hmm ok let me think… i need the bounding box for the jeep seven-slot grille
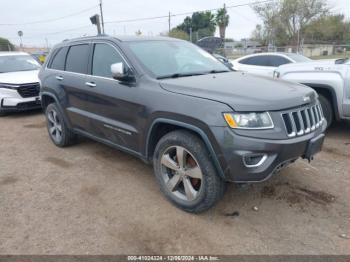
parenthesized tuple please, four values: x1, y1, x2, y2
(282, 104, 324, 138)
(17, 83, 40, 98)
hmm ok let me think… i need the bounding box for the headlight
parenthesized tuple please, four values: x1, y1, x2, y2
(223, 112, 274, 129)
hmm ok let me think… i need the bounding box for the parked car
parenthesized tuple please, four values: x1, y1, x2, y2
(275, 58, 350, 126)
(213, 54, 234, 70)
(39, 36, 326, 213)
(0, 52, 41, 116)
(232, 52, 312, 77)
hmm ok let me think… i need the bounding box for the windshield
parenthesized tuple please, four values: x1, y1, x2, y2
(286, 53, 312, 63)
(0, 55, 41, 73)
(126, 40, 230, 78)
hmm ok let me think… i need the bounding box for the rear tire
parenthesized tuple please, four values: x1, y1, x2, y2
(153, 130, 226, 213)
(318, 94, 333, 128)
(0, 111, 7, 117)
(45, 103, 77, 147)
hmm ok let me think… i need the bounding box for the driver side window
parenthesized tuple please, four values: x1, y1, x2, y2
(92, 43, 124, 78)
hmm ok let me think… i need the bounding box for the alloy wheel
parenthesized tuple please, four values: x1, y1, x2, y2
(160, 146, 203, 202)
(47, 109, 63, 143)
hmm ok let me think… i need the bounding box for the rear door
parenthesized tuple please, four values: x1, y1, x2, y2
(82, 41, 142, 152)
(62, 43, 92, 132)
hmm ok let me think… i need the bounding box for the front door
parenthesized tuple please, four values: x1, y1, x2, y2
(83, 42, 143, 152)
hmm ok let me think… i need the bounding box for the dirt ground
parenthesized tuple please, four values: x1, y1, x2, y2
(0, 111, 349, 255)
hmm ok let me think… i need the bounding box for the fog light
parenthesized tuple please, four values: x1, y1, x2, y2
(243, 154, 267, 168)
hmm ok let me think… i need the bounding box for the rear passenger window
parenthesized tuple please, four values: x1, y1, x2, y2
(65, 44, 89, 74)
(269, 56, 291, 67)
(49, 47, 68, 70)
(92, 43, 124, 78)
(240, 56, 271, 67)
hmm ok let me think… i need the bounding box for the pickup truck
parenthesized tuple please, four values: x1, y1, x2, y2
(275, 58, 350, 126)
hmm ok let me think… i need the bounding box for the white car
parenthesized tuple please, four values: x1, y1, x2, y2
(0, 52, 41, 116)
(232, 52, 312, 77)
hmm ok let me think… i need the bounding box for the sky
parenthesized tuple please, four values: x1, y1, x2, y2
(0, 0, 349, 47)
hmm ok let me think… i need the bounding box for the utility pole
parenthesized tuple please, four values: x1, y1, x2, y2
(168, 11, 171, 34)
(45, 38, 49, 51)
(297, 29, 300, 53)
(190, 27, 192, 42)
(99, 0, 105, 34)
(18, 31, 23, 50)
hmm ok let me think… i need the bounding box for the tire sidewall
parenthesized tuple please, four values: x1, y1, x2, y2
(153, 132, 218, 211)
(318, 94, 333, 127)
(45, 103, 68, 147)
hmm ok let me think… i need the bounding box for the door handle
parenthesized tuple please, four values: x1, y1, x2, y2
(56, 76, 64, 81)
(85, 82, 96, 88)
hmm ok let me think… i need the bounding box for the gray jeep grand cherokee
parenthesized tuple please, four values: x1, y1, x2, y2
(39, 36, 326, 213)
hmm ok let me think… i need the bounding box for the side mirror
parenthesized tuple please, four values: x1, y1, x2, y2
(111, 62, 135, 82)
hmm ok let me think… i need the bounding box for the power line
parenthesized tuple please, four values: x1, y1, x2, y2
(4, 0, 275, 40)
(104, 0, 275, 25)
(0, 5, 99, 26)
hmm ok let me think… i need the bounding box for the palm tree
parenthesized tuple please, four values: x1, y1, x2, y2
(216, 4, 230, 40)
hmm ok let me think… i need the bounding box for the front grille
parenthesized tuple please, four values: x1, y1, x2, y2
(17, 83, 40, 98)
(282, 104, 324, 138)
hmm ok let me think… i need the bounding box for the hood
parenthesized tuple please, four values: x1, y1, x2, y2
(277, 58, 349, 76)
(278, 59, 341, 71)
(159, 72, 316, 111)
(0, 70, 39, 84)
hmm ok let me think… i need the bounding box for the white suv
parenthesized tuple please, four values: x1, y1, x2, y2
(0, 52, 41, 116)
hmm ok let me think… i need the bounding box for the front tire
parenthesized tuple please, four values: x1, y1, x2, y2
(45, 103, 77, 147)
(318, 94, 333, 128)
(153, 130, 226, 213)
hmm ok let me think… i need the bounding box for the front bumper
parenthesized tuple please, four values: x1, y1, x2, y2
(211, 122, 326, 183)
(0, 88, 41, 112)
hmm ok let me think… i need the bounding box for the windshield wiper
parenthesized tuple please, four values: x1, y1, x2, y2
(206, 69, 230, 74)
(157, 72, 206, 79)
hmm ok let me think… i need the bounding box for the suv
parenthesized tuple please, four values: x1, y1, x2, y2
(39, 36, 326, 213)
(0, 52, 41, 116)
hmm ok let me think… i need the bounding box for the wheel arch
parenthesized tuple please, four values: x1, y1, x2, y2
(302, 83, 340, 121)
(145, 118, 226, 180)
(41, 92, 72, 129)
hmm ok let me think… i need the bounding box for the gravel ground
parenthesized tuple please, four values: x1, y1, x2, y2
(0, 111, 349, 255)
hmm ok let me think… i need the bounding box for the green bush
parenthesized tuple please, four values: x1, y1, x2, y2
(0, 37, 15, 51)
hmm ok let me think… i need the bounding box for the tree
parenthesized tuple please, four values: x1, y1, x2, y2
(251, 25, 267, 45)
(280, 0, 328, 44)
(0, 37, 14, 51)
(215, 4, 230, 40)
(168, 29, 189, 40)
(176, 11, 216, 42)
(253, 0, 329, 45)
(304, 14, 350, 43)
(253, 1, 284, 45)
(135, 30, 142, 36)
